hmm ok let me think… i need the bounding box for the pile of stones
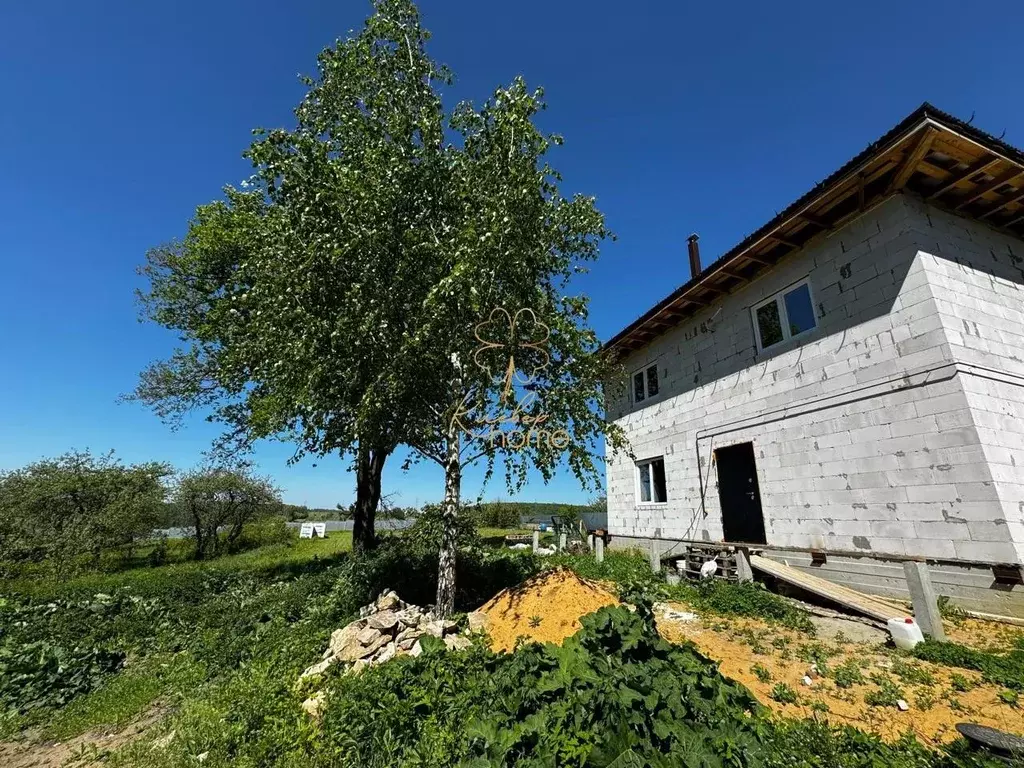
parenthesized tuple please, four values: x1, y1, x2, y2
(300, 589, 472, 682)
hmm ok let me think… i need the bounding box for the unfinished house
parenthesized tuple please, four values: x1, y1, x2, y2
(604, 104, 1024, 616)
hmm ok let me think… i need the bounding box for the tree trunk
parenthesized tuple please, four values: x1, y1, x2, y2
(191, 504, 206, 560)
(352, 444, 386, 556)
(435, 429, 461, 618)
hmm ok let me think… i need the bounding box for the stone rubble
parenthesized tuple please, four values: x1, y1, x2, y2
(300, 589, 476, 683)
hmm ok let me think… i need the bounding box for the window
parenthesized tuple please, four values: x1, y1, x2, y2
(632, 363, 659, 403)
(637, 457, 668, 504)
(753, 279, 817, 351)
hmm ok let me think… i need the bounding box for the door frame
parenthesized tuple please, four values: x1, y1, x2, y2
(714, 441, 768, 545)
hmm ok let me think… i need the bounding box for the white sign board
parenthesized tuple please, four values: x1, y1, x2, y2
(313, 522, 327, 538)
(299, 522, 315, 539)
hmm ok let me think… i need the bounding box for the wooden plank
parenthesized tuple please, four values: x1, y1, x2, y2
(886, 127, 936, 194)
(980, 187, 1024, 219)
(927, 154, 1000, 200)
(954, 167, 1024, 210)
(750, 554, 908, 623)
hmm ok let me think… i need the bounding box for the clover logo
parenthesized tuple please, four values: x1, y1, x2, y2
(473, 307, 550, 401)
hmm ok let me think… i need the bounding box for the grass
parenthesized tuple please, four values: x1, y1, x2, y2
(43, 655, 204, 741)
(912, 638, 1024, 691)
(4, 533, 353, 599)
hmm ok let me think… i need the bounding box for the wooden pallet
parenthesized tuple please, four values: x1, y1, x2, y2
(750, 554, 909, 623)
(674, 545, 739, 582)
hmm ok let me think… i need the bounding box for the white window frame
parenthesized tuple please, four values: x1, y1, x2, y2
(752, 278, 818, 353)
(631, 362, 660, 405)
(635, 456, 668, 505)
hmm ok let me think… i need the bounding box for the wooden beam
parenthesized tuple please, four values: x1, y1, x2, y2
(927, 154, 1001, 200)
(768, 234, 800, 249)
(980, 188, 1024, 220)
(886, 127, 936, 194)
(744, 251, 774, 265)
(1004, 213, 1024, 229)
(857, 172, 866, 211)
(719, 266, 747, 280)
(798, 212, 830, 229)
(954, 167, 1024, 210)
(699, 283, 728, 296)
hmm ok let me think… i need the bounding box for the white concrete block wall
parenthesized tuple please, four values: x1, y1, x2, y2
(910, 199, 1024, 563)
(606, 194, 1022, 565)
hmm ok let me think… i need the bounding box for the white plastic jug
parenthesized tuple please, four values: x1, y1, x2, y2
(887, 617, 925, 650)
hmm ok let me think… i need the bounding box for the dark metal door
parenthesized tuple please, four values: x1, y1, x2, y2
(715, 442, 767, 545)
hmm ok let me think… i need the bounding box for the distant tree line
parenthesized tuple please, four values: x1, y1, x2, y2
(0, 450, 281, 573)
(0, 449, 597, 576)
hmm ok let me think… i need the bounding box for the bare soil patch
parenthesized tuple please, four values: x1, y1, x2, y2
(656, 604, 1024, 746)
(0, 707, 164, 768)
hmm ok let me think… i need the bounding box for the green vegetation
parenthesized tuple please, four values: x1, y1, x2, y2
(891, 658, 936, 687)
(685, 580, 816, 633)
(949, 673, 974, 693)
(863, 675, 903, 707)
(771, 682, 799, 704)
(831, 659, 867, 689)
(913, 638, 1024, 691)
(752, 663, 773, 683)
(998, 689, 1020, 708)
(1, 532, 1013, 767)
(0, 450, 171, 578)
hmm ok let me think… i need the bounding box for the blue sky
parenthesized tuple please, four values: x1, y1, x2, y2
(2, 1, 1022, 509)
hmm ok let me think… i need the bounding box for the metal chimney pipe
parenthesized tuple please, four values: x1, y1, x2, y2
(687, 233, 701, 278)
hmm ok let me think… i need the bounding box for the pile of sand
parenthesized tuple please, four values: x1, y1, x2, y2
(479, 568, 619, 652)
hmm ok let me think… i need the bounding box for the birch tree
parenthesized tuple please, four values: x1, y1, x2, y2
(390, 80, 629, 616)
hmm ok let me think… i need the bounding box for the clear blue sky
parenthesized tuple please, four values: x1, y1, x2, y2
(2, 1, 1022, 509)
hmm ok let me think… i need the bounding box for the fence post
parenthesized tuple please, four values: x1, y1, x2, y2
(903, 561, 946, 640)
(558, 532, 567, 552)
(595, 536, 605, 563)
(532, 530, 540, 553)
(735, 547, 754, 583)
(649, 538, 661, 574)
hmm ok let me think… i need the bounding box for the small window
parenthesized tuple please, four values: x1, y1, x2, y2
(632, 363, 659, 404)
(753, 279, 817, 351)
(637, 457, 668, 504)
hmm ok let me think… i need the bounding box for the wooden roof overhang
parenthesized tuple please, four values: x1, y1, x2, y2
(605, 103, 1024, 358)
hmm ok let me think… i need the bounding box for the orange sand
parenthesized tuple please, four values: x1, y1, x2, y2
(479, 568, 619, 652)
(657, 604, 1024, 746)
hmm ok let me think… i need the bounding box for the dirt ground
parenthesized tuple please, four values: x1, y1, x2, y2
(0, 707, 163, 768)
(655, 604, 1024, 746)
(479, 568, 620, 652)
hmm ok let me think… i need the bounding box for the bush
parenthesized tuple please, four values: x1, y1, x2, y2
(467, 503, 522, 529)
(234, 518, 294, 552)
